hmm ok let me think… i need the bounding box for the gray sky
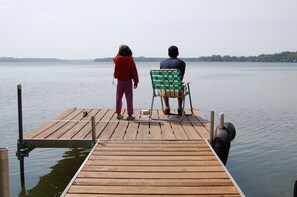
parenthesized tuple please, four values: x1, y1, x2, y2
(1, 0, 297, 59)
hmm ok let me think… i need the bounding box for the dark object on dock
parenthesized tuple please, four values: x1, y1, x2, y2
(83, 111, 88, 117)
(293, 180, 297, 197)
(211, 122, 236, 165)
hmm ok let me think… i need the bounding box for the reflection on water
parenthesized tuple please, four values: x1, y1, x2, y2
(19, 148, 89, 197)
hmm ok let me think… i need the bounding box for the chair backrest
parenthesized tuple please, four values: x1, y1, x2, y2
(150, 69, 182, 97)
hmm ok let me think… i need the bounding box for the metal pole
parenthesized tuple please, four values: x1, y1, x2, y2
(17, 84, 23, 145)
(220, 112, 224, 129)
(91, 116, 96, 145)
(210, 111, 214, 142)
(0, 148, 9, 197)
(17, 84, 25, 189)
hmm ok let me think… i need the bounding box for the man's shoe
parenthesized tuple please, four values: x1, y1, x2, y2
(178, 108, 183, 116)
(164, 107, 170, 115)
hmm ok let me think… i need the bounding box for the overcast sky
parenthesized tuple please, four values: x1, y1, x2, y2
(1, 0, 297, 59)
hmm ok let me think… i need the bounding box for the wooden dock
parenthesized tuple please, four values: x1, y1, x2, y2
(24, 108, 210, 148)
(23, 108, 244, 196)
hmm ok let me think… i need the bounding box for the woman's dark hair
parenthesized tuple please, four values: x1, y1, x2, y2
(168, 45, 179, 58)
(118, 45, 133, 57)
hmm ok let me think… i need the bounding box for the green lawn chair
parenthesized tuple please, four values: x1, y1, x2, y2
(150, 69, 193, 121)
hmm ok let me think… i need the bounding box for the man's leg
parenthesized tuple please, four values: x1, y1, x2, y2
(178, 90, 184, 116)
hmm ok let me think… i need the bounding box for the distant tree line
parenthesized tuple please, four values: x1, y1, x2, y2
(195, 51, 297, 62)
(0, 57, 63, 62)
(94, 51, 297, 62)
(1, 51, 296, 63)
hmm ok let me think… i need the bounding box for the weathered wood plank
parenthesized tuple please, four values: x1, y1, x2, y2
(74, 178, 232, 186)
(100, 140, 206, 144)
(96, 143, 208, 148)
(88, 155, 217, 161)
(92, 147, 211, 152)
(66, 194, 242, 197)
(78, 171, 229, 179)
(91, 151, 212, 156)
(68, 185, 239, 195)
(82, 165, 223, 172)
(86, 160, 220, 166)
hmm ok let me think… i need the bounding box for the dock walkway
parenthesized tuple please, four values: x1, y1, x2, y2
(23, 108, 243, 196)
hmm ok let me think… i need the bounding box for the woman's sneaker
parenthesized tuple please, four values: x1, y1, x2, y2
(116, 114, 123, 119)
(127, 115, 135, 121)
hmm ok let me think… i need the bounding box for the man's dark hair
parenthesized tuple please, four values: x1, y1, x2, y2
(118, 45, 133, 57)
(168, 45, 179, 58)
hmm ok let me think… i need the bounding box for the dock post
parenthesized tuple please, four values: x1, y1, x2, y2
(210, 111, 215, 141)
(16, 84, 26, 189)
(91, 116, 96, 145)
(220, 112, 224, 129)
(0, 148, 9, 197)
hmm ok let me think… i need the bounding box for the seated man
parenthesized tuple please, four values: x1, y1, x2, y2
(160, 45, 186, 115)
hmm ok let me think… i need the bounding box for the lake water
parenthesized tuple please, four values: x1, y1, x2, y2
(0, 61, 297, 197)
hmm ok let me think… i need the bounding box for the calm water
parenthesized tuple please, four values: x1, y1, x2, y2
(0, 61, 297, 197)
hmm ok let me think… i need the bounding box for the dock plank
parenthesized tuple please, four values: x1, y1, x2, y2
(68, 185, 239, 195)
(73, 178, 233, 186)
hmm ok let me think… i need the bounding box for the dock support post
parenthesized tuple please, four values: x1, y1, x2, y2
(210, 111, 215, 142)
(91, 116, 96, 145)
(0, 148, 9, 197)
(293, 180, 297, 197)
(220, 112, 224, 129)
(16, 84, 26, 189)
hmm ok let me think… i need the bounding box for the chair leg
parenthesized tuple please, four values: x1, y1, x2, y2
(181, 96, 186, 120)
(188, 94, 193, 115)
(150, 95, 155, 118)
(187, 83, 194, 115)
(160, 97, 165, 114)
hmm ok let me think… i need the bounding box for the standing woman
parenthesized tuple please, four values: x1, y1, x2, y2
(113, 45, 139, 120)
